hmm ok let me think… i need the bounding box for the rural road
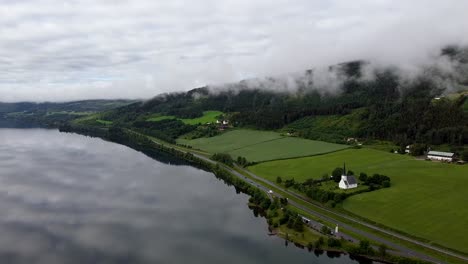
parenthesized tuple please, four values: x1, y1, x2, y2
(144, 135, 466, 264)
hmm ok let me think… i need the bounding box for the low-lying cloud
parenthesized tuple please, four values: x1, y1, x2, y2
(0, 0, 467, 102)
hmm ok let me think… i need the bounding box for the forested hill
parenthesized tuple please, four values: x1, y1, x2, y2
(100, 46, 468, 148)
(0, 100, 137, 128)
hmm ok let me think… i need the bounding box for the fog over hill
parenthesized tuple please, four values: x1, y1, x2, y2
(192, 45, 468, 99)
(1, 1, 468, 102)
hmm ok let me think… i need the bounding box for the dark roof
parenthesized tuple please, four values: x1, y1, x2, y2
(346, 175, 357, 185)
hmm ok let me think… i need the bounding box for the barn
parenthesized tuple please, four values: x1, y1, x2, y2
(426, 151, 455, 162)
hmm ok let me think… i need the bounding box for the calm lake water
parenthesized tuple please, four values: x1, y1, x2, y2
(0, 129, 369, 264)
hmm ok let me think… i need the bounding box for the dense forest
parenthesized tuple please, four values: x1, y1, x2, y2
(98, 47, 468, 147)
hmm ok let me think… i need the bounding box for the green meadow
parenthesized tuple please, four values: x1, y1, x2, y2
(147, 111, 223, 125)
(177, 129, 348, 162)
(249, 148, 468, 253)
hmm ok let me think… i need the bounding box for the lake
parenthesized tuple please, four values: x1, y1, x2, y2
(0, 129, 369, 264)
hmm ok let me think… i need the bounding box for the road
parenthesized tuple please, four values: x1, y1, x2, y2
(145, 136, 466, 264)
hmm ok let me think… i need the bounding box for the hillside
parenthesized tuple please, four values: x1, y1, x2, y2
(84, 48, 468, 150)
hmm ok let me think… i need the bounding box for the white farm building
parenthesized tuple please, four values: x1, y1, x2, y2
(338, 163, 358, 190)
(427, 151, 455, 162)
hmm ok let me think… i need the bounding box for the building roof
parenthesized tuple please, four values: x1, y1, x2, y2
(345, 175, 357, 185)
(427, 151, 454, 158)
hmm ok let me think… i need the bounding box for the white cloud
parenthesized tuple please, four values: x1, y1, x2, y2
(0, 0, 467, 101)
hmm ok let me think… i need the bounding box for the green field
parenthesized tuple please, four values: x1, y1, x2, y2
(96, 119, 113, 125)
(177, 129, 348, 162)
(249, 148, 468, 252)
(147, 111, 223, 125)
(147, 115, 176, 122)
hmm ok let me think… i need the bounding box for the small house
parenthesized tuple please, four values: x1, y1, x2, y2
(427, 151, 455, 162)
(405, 145, 411, 154)
(339, 163, 358, 190)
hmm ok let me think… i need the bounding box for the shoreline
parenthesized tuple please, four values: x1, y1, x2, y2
(58, 124, 435, 264)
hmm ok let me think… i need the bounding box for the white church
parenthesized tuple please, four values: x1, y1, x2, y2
(338, 163, 358, 190)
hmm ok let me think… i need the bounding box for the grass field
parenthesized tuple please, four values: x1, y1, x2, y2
(146, 115, 176, 122)
(147, 111, 223, 125)
(181, 111, 223, 125)
(249, 148, 468, 252)
(96, 119, 113, 125)
(177, 129, 348, 162)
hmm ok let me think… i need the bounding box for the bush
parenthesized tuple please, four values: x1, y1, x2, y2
(331, 167, 343, 183)
(327, 238, 342, 248)
(276, 176, 283, 184)
(315, 237, 324, 248)
(359, 172, 368, 182)
(409, 143, 427, 156)
(236, 156, 249, 167)
(382, 180, 391, 188)
(320, 225, 331, 235)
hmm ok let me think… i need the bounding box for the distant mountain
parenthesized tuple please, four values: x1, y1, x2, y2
(0, 99, 138, 128)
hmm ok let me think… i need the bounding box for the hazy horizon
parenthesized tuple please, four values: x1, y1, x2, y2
(1, 0, 468, 102)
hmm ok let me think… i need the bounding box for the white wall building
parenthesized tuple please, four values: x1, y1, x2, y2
(338, 163, 358, 190)
(427, 151, 455, 162)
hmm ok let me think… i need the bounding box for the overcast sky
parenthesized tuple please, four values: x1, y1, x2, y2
(0, 0, 467, 102)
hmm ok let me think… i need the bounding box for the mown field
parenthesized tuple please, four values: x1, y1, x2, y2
(249, 148, 468, 252)
(177, 129, 348, 162)
(147, 111, 223, 125)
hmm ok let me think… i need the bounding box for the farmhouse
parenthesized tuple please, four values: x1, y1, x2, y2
(427, 151, 455, 162)
(339, 164, 358, 190)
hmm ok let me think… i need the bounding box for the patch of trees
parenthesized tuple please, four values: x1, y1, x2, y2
(320, 225, 332, 235)
(133, 119, 196, 143)
(409, 143, 427, 156)
(236, 156, 249, 167)
(278, 209, 304, 232)
(284, 178, 297, 188)
(348, 240, 375, 256)
(184, 124, 220, 139)
(331, 167, 344, 183)
(359, 173, 391, 189)
(211, 153, 234, 166)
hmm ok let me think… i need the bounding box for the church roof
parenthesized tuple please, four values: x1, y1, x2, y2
(345, 175, 357, 185)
